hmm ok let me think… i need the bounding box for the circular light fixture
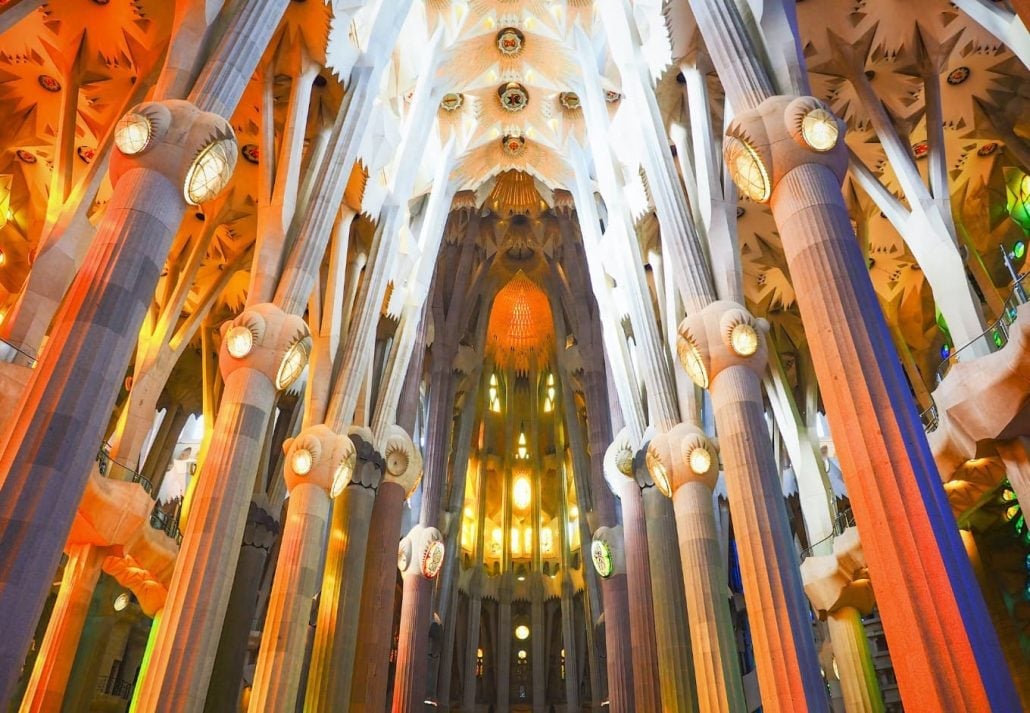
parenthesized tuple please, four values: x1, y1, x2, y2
(559, 92, 581, 110)
(649, 457, 671, 496)
(241, 144, 260, 164)
(946, 66, 970, 85)
(678, 335, 709, 389)
(440, 93, 464, 112)
(515, 624, 530, 640)
(501, 134, 527, 157)
(330, 456, 354, 498)
(398, 542, 411, 571)
(225, 325, 254, 359)
(725, 136, 770, 203)
(113, 592, 131, 611)
(911, 140, 929, 160)
(517, 649, 528, 661)
(800, 108, 839, 152)
(513, 475, 531, 510)
(275, 336, 312, 390)
(115, 113, 152, 155)
(291, 448, 313, 476)
(422, 540, 446, 579)
(498, 82, 529, 113)
(729, 322, 759, 357)
(38, 74, 61, 92)
(688, 446, 712, 475)
(591, 539, 613, 578)
(184, 138, 236, 206)
(496, 27, 525, 56)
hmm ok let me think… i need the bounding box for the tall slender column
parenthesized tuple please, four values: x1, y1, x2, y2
(305, 432, 384, 710)
(133, 306, 309, 712)
(605, 438, 662, 711)
(556, 459, 580, 711)
(589, 526, 635, 712)
(530, 575, 545, 712)
(17, 545, 105, 713)
(248, 427, 354, 712)
(496, 573, 514, 712)
(650, 424, 746, 712)
(462, 567, 485, 711)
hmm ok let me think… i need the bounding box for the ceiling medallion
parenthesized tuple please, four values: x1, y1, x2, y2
(498, 82, 529, 113)
(496, 27, 525, 56)
(76, 146, 95, 164)
(15, 149, 36, 164)
(440, 93, 464, 112)
(946, 66, 970, 85)
(604, 89, 621, 103)
(502, 134, 527, 157)
(977, 142, 998, 157)
(559, 92, 581, 110)
(911, 140, 929, 159)
(38, 74, 61, 92)
(241, 144, 260, 164)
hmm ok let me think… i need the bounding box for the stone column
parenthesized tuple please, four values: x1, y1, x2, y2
(801, 528, 883, 713)
(17, 544, 105, 713)
(392, 525, 446, 711)
(649, 424, 746, 712)
(248, 426, 354, 712)
(349, 427, 422, 712)
(132, 305, 309, 712)
(304, 430, 384, 710)
(590, 525, 635, 713)
(496, 573, 514, 713)
(462, 567, 485, 711)
(678, 301, 825, 711)
(720, 91, 1017, 709)
(0, 102, 236, 704)
(530, 574, 545, 712)
(604, 437, 662, 711)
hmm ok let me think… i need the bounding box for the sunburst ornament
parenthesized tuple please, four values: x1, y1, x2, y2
(499, 82, 529, 112)
(421, 540, 446, 579)
(497, 27, 525, 56)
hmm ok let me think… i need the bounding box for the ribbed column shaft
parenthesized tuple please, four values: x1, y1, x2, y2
(559, 579, 580, 710)
(462, 590, 483, 710)
(0, 169, 182, 704)
(248, 484, 331, 712)
(305, 483, 376, 710)
(601, 574, 635, 712)
(391, 571, 436, 711)
(642, 487, 698, 713)
(672, 481, 746, 712)
(133, 367, 276, 712)
(350, 482, 407, 711)
(17, 544, 105, 713)
(617, 480, 662, 710)
(771, 162, 1017, 710)
(531, 583, 545, 712)
(710, 363, 826, 712)
(826, 609, 883, 713)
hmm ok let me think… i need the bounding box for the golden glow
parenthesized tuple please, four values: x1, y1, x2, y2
(225, 325, 254, 359)
(291, 448, 313, 476)
(801, 108, 840, 152)
(729, 323, 759, 357)
(725, 136, 770, 203)
(524, 526, 532, 552)
(492, 527, 502, 545)
(511, 527, 521, 555)
(513, 475, 531, 510)
(688, 447, 712, 475)
(276, 336, 311, 390)
(515, 624, 530, 640)
(487, 273, 554, 374)
(330, 456, 354, 498)
(541, 526, 553, 554)
(678, 336, 709, 389)
(184, 139, 236, 206)
(650, 458, 671, 496)
(113, 592, 130, 611)
(517, 649, 528, 661)
(569, 505, 578, 520)
(114, 112, 152, 155)
(516, 431, 529, 460)
(464, 506, 474, 518)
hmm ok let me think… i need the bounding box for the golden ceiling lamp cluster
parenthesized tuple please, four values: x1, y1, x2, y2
(486, 271, 554, 374)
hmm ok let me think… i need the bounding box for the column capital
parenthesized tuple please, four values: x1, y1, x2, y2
(647, 422, 720, 494)
(378, 424, 423, 497)
(677, 300, 770, 386)
(218, 302, 311, 387)
(398, 524, 445, 581)
(801, 527, 875, 618)
(602, 427, 639, 496)
(346, 426, 387, 493)
(283, 424, 355, 495)
(110, 100, 237, 205)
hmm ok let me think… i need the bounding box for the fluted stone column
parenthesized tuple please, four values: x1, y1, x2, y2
(305, 430, 384, 710)
(604, 437, 662, 711)
(248, 426, 355, 712)
(590, 525, 635, 713)
(132, 305, 309, 712)
(462, 567, 486, 711)
(496, 573, 514, 713)
(801, 528, 883, 713)
(349, 427, 422, 712)
(530, 574, 545, 712)
(17, 544, 105, 713)
(649, 424, 746, 712)
(678, 301, 824, 711)
(0, 102, 237, 704)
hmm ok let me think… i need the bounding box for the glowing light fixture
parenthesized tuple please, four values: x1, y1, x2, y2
(725, 136, 770, 203)
(648, 455, 671, 496)
(541, 526, 553, 554)
(464, 506, 474, 518)
(511, 527, 521, 555)
(517, 650, 528, 661)
(678, 335, 709, 389)
(729, 323, 759, 357)
(516, 431, 529, 460)
(801, 108, 839, 152)
(115, 112, 153, 155)
(113, 592, 131, 612)
(591, 539, 613, 578)
(513, 475, 531, 510)
(275, 336, 312, 390)
(291, 448, 313, 476)
(225, 325, 254, 358)
(569, 505, 578, 520)
(330, 453, 355, 498)
(515, 624, 530, 640)
(688, 446, 713, 475)
(492, 527, 502, 545)
(184, 138, 236, 205)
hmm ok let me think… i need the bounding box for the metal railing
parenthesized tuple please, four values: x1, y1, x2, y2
(96, 449, 181, 544)
(799, 508, 855, 561)
(0, 338, 38, 367)
(935, 275, 1028, 384)
(95, 675, 134, 700)
(919, 401, 939, 433)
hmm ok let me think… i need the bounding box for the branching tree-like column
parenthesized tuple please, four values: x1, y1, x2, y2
(649, 424, 746, 712)
(248, 426, 355, 712)
(685, 0, 1018, 704)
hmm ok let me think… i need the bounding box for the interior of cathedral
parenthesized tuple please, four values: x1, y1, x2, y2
(0, 0, 1029, 711)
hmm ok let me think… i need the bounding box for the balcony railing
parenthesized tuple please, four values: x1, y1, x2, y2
(0, 338, 38, 367)
(799, 508, 855, 561)
(96, 449, 181, 544)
